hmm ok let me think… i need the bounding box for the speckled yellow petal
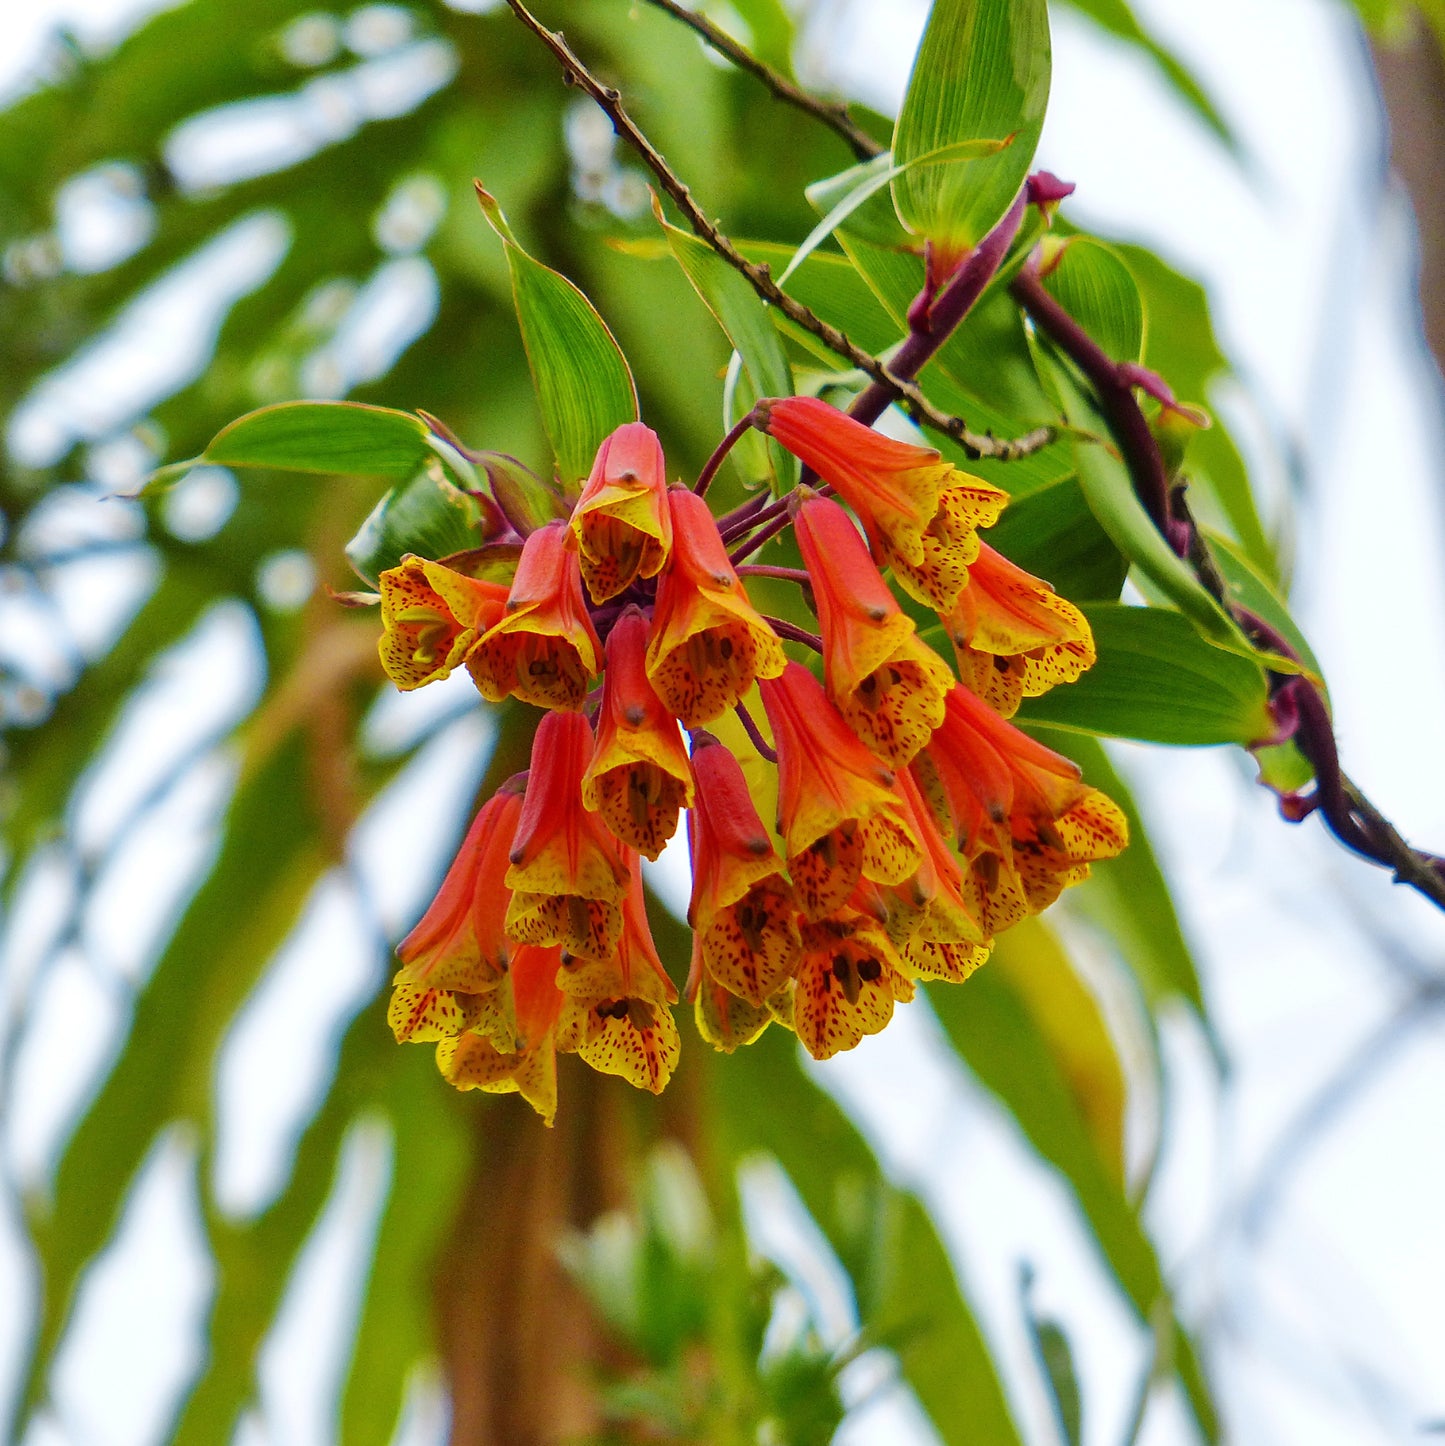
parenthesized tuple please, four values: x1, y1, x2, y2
(505, 891, 625, 962)
(901, 937, 992, 983)
(878, 484, 1004, 612)
(836, 633, 954, 767)
(700, 876, 800, 1004)
(388, 984, 484, 1042)
(694, 968, 775, 1052)
(792, 916, 903, 1061)
(788, 824, 864, 922)
(569, 996, 680, 1094)
(436, 1033, 558, 1125)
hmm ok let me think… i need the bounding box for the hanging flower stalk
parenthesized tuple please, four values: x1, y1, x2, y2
(375, 399, 1125, 1122)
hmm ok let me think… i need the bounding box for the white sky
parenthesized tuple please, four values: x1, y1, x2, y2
(3, 2, 1445, 1445)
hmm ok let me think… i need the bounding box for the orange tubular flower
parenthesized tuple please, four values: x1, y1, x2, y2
(757, 395, 1007, 612)
(378, 556, 510, 691)
(581, 608, 692, 860)
(393, 782, 524, 994)
(794, 491, 953, 765)
(569, 422, 673, 603)
(468, 521, 601, 710)
(792, 907, 913, 1061)
(759, 662, 920, 921)
(435, 943, 565, 1125)
(888, 765, 991, 983)
(686, 731, 800, 1008)
(556, 869, 681, 1094)
(926, 685, 1128, 934)
(505, 709, 631, 961)
(945, 542, 1095, 717)
(645, 488, 787, 727)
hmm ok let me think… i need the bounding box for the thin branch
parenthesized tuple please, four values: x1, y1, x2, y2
(728, 508, 791, 565)
(503, 0, 1049, 462)
(736, 564, 810, 584)
(639, 0, 884, 162)
(733, 699, 776, 762)
(693, 412, 755, 498)
(1012, 262, 1445, 915)
(763, 614, 822, 652)
(1012, 263, 1181, 547)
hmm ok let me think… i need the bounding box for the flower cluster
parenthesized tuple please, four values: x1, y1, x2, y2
(376, 401, 1124, 1122)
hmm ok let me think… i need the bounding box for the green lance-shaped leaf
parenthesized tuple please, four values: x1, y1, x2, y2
(1027, 731, 1210, 1019)
(992, 917, 1128, 1183)
(143, 402, 446, 494)
(892, 0, 1051, 256)
(928, 972, 1219, 1443)
(339, 1051, 471, 1446)
(1015, 602, 1272, 745)
(17, 737, 333, 1429)
(1042, 237, 1147, 368)
(171, 1019, 392, 1445)
(344, 460, 488, 586)
(1020, 1269, 1084, 1446)
(654, 208, 795, 492)
(707, 1027, 1025, 1446)
(476, 185, 638, 494)
(981, 474, 1129, 602)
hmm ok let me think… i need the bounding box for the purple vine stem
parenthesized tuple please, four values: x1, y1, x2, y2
(693, 412, 757, 499)
(848, 190, 1028, 430)
(733, 699, 777, 763)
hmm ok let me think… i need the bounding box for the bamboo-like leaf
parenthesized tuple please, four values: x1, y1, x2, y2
(892, 0, 1051, 253)
(1027, 731, 1209, 1017)
(708, 1028, 1026, 1446)
(992, 917, 1127, 1182)
(1043, 237, 1146, 367)
(339, 1051, 470, 1446)
(477, 187, 637, 492)
(927, 973, 1218, 1442)
(344, 461, 487, 585)
(145, 402, 444, 494)
(20, 737, 332, 1425)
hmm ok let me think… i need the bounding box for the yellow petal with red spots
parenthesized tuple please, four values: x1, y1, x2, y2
(506, 892, 624, 962)
(570, 423, 672, 603)
(902, 937, 992, 983)
(699, 876, 800, 1005)
(378, 556, 509, 691)
(792, 913, 906, 1061)
(467, 521, 601, 711)
(582, 609, 693, 860)
(946, 543, 1096, 717)
(388, 984, 485, 1042)
(436, 1033, 558, 1125)
(759, 663, 920, 921)
(646, 489, 786, 727)
(835, 633, 954, 768)
(694, 967, 774, 1052)
(563, 996, 680, 1093)
(876, 484, 1005, 612)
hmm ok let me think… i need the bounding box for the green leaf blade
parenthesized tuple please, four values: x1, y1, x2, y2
(892, 0, 1051, 253)
(479, 189, 638, 490)
(1016, 603, 1272, 745)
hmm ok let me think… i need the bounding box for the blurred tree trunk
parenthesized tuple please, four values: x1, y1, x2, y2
(1371, 12, 1445, 402)
(433, 1064, 631, 1445)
